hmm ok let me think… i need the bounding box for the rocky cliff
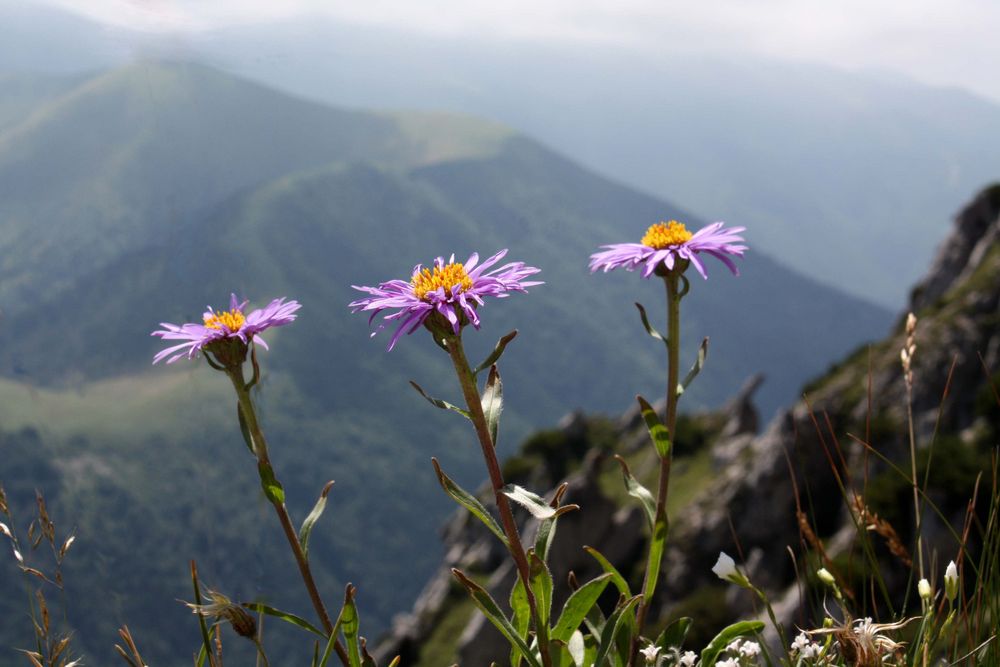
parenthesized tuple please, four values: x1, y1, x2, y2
(374, 185, 1000, 665)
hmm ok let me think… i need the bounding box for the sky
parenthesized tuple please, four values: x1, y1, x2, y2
(26, 0, 1000, 104)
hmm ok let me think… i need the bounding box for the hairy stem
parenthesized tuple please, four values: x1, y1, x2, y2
(445, 334, 553, 667)
(630, 274, 681, 667)
(227, 366, 350, 667)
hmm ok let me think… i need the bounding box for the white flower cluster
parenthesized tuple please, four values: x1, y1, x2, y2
(678, 650, 697, 666)
(791, 632, 822, 660)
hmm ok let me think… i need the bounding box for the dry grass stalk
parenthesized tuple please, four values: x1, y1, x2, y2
(851, 493, 913, 568)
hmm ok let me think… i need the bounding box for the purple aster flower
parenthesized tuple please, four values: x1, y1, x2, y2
(152, 293, 301, 364)
(349, 250, 542, 350)
(589, 220, 747, 279)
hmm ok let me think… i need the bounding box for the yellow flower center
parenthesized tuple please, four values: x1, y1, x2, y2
(641, 220, 693, 249)
(204, 308, 246, 331)
(412, 262, 474, 301)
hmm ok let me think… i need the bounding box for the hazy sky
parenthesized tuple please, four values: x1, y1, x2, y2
(27, 0, 1000, 103)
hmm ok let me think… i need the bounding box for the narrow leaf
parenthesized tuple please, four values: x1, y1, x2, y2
(655, 617, 692, 652)
(258, 461, 285, 504)
(452, 569, 543, 667)
(341, 586, 362, 667)
(299, 481, 335, 559)
(237, 402, 256, 455)
(190, 561, 214, 667)
(551, 573, 613, 642)
(474, 330, 518, 377)
(502, 485, 568, 520)
(509, 580, 531, 667)
(635, 303, 668, 347)
(410, 381, 470, 419)
(642, 516, 668, 602)
(583, 547, 631, 597)
(593, 595, 642, 667)
(700, 621, 765, 666)
(614, 456, 656, 528)
(677, 337, 709, 397)
(529, 551, 554, 628)
(241, 602, 325, 637)
(432, 458, 508, 547)
(636, 396, 671, 459)
(481, 365, 503, 447)
(548, 640, 575, 667)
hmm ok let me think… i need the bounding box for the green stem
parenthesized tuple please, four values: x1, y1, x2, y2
(629, 274, 681, 667)
(444, 334, 554, 667)
(226, 366, 350, 667)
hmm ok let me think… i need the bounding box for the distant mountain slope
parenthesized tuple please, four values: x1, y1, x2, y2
(0, 62, 891, 666)
(0, 61, 512, 315)
(194, 22, 1000, 307)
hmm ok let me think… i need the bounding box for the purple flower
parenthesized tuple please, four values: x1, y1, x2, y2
(350, 250, 542, 350)
(152, 293, 301, 364)
(589, 220, 747, 279)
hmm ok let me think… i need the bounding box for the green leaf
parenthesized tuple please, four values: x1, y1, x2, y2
(636, 396, 671, 459)
(583, 547, 631, 598)
(257, 461, 285, 504)
(409, 381, 470, 419)
(432, 458, 508, 547)
(237, 402, 256, 455)
(529, 551, 553, 628)
(299, 481, 334, 560)
(593, 595, 642, 667)
(642, 516, 668, 602)
(341, 586, 362, 667)
(481, 365, 503, 447)
(547, 640, 575, 667)
(700, 621, 765, 666)
(634, 303, 668, 347)
(240, 602, 325, 637)
(509, 580, 531, 667)
(551, 573, 613, 642)
(475, 330, 518, 377)
(655, 617, 692, 653)
(534, 484, 576, 563)
(452, 569, 543, 667)
(677, 337, 709, 397)
(502, 485, 576, 521)
(613, 456, 655, 528)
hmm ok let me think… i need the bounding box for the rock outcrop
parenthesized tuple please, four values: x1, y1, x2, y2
(375, 184, 1000, 664)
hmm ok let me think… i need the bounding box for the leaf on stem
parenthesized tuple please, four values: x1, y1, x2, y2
(299, 481, 335, 560)
(529, 550, 554, 628)
(677, 337, 709, 397)
(409, 381, 470, 419)
(551, 573, 613, 643)
(534, 483, 577, 563)
(481, 365, 503, 447)
(257, 461, 286, 505)
(613, 456, 656, 528)
(502, 485, 576, 521)
(636, 396, 671, 459)
(452, 569, 543, 667)
(642, 515, 668, 603)
(474, 330, 518, 377)
(237, 402, 256, 455)
(635, 303, 668, 347)
(509, 579, 531, 667)
(241, 602, 325, 638)
(582, 546, 631, 598)
(699, 621, 765, 667)
(431, 458, 509, 547)
(655, 617, 692, 653)
(340, 585, 362, 667)
(593, 595, 642, 667)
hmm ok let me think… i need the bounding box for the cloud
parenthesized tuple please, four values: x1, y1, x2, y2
(29, 0, 1000, 101)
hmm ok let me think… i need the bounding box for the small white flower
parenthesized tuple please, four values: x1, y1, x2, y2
(725, 639, 742, 654)
(791, 632, 821, 659)
(679, 650, 697, 666)
(715, 659, 738, 667)
(945, 560, 959, 602)
(712, 551, 749, 587)
(739, 641, 761, 658)
(918, 578, 932, 600)
(639, 644, 661, 664)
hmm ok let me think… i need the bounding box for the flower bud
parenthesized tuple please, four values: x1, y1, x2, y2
(817, 568, 836, 586)
(945, 560, 959, 602)
(918, 578, 932, 601)
(712, 551, 751, 588)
